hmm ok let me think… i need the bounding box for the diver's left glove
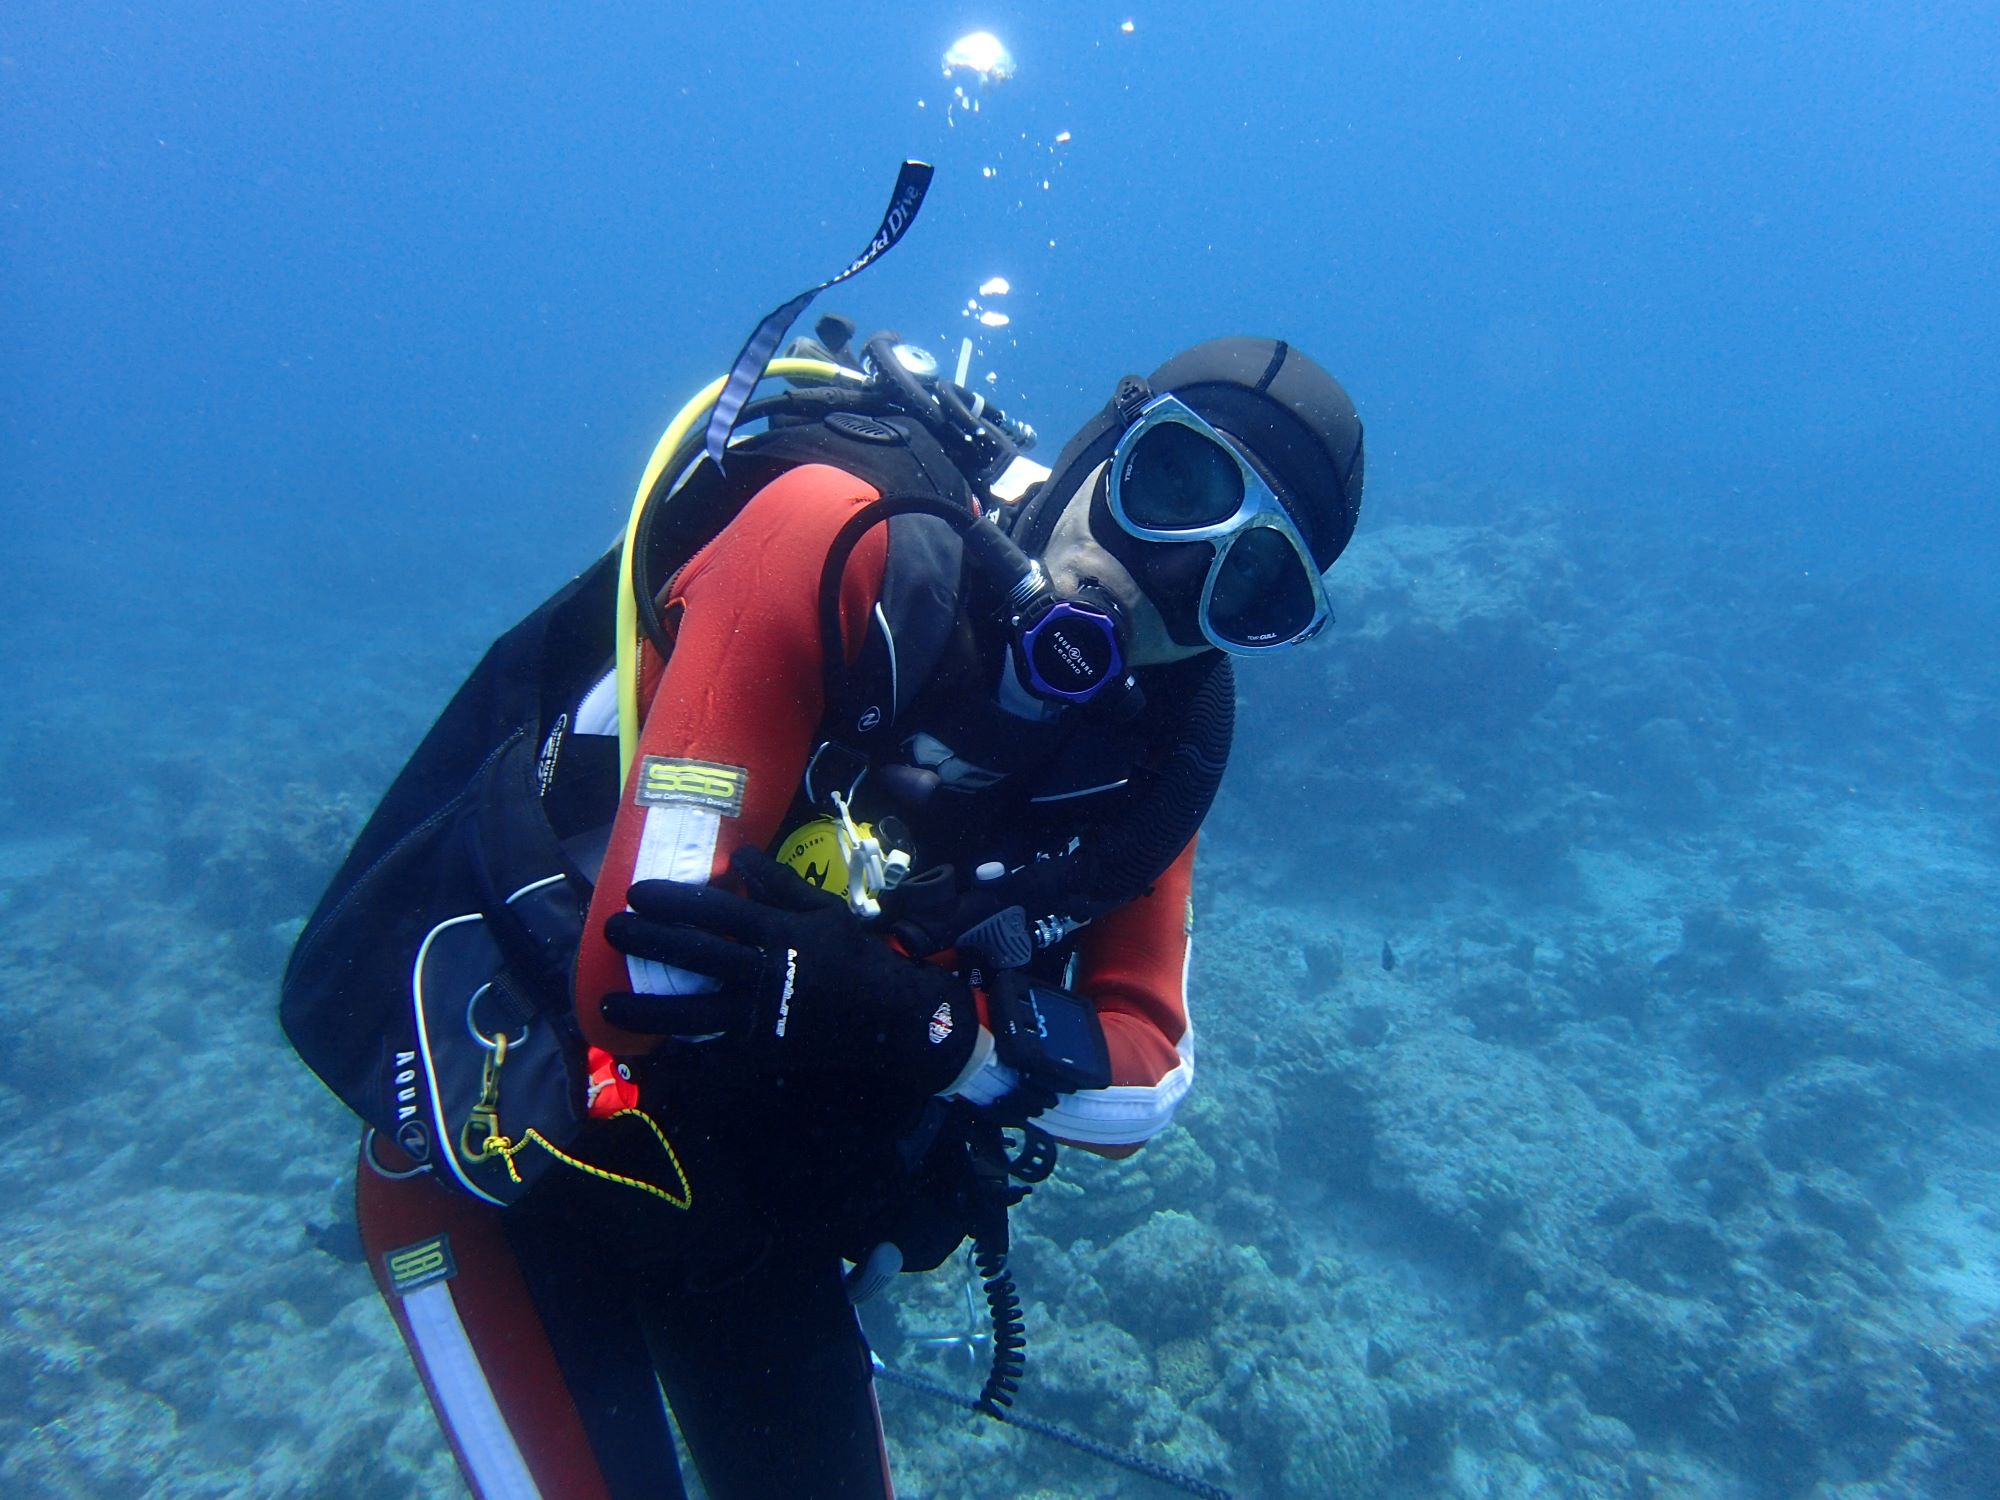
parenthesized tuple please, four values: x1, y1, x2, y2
(600, 847, 978, 1097)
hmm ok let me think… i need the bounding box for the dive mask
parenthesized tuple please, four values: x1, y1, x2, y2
(1107, 394, 1333, 653)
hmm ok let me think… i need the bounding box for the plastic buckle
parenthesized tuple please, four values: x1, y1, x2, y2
(831, 791, 910, 919)
(1112, 375, 1153, 427)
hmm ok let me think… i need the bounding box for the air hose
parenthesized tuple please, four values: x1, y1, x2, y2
(614, 357, 865, 780)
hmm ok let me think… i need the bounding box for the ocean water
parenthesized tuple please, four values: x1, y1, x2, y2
(4, 4, 1996, 1497)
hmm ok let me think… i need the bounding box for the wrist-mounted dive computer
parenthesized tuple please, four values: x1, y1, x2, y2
(988, 971, 1112, 1094)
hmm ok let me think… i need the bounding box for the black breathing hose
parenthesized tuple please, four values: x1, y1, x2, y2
(814, 493, 1019, 721)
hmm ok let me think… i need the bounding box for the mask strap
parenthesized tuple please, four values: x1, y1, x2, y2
(1112, 376, 1152, 427)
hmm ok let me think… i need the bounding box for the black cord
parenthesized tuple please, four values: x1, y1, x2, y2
(873, 1362, 1236, 1500)
(815, 494, 964, 724)
(971, 1232, 1026, 1415)
(884, 1119, 1234, 1497)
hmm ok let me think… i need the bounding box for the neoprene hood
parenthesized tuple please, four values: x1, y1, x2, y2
(1011, 337, 1366, 575)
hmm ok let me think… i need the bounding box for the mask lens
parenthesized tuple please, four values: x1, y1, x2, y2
(1119, 420, 1244, 530)
(1207, 527, 1319, 647)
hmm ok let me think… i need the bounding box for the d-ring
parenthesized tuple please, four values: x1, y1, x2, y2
(363, 1127, 432, 1181)
(466, 982, 531, 1052)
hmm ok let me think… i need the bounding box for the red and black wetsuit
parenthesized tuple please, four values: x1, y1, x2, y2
(358, 461, 1201, 1500)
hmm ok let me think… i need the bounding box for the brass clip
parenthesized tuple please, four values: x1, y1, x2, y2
(459, 1032, 509, 1163)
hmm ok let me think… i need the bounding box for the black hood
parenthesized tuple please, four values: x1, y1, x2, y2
(1008, 338, 1365, 575)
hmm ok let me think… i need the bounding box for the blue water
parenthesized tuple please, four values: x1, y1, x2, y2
(4, 5, 1995, 1497)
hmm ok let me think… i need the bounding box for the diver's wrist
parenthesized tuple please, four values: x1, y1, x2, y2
(941, 1025, 1000, 1098)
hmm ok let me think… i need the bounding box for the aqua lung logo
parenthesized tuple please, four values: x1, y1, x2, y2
(1041, 625, 1094, 686)
(390, 1050, 429, 1160)
(392, 1051, 419, 1121)
(536, 713, 568, 797)
(396, 1120, 431, 1162)
(857, 706, 882, 732)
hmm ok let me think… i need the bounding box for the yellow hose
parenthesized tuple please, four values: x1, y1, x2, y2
(615, 358, 861, 777)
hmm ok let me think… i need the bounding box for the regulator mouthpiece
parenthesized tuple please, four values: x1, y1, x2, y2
(1017, 594, 1125, 704)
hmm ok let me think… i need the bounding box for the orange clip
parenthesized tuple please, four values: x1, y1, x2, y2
(585, 1046, 640, 1118)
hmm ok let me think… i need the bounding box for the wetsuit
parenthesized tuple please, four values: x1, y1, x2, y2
(358, 463, 1199, 1500)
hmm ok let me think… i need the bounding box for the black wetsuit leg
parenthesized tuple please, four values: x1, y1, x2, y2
(639, 1244, 891, 1500)
(501, 1203, 690, 1500)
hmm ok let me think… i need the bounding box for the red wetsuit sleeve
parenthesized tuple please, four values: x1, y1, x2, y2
(574, 465, 887, 1055)
(1062, 836, 1198, 1158)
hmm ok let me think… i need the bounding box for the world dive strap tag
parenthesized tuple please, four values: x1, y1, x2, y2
(703, 159, 934, 470)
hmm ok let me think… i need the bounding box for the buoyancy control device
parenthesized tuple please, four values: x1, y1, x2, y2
(281, 163, 1235, 1427)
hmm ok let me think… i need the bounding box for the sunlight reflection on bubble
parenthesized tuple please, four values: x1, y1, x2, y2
(942, 31, 1015, 84)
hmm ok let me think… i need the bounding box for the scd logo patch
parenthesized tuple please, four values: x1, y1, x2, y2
(634, 756, 748, 817)
(385, 1235, 457, 1296)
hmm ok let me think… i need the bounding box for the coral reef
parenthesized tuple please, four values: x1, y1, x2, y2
(4, 497, 1995, 1497)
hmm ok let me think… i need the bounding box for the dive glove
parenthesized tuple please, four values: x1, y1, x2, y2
(601, 847, 978, 1097)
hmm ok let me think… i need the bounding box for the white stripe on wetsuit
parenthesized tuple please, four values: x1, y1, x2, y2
(402, 1282, 541, 1500)
(625, 798, 724, 997)
(570, 669, 724, 1000)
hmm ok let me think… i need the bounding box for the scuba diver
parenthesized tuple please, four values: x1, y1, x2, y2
(286, 301, 1363, 1497)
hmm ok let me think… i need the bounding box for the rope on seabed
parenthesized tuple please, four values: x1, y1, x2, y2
(873, 1361, 1236, 1500)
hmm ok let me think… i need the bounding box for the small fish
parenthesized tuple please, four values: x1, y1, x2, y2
(307, 1218, 367, 1265)
(1380, 940, 1397, 972)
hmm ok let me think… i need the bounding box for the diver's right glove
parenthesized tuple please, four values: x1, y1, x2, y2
(600, 847, 978, 1098)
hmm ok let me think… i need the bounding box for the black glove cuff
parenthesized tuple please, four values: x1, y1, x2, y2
(899, 983, 980, 1096)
